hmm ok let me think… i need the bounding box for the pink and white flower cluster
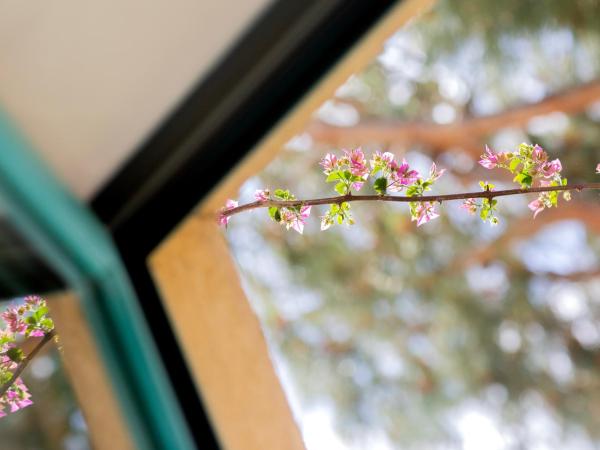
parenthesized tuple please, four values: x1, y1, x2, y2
(221, 148, 448, 232)
(0, 372, 33, 418)
(280, 205, 312, 234)
(369, 151, 420, 192)
(0, 295, 53, 418)
(476, 143, 568, 219)
(321, 147, 370, 193)
(320, 148, 445, 227)
(411, 202, 439, 227)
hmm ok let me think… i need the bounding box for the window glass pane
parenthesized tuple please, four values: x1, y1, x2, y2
(226, 2, 600, 448)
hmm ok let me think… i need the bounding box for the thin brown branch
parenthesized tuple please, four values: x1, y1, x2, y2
(0, 330, 56, 398)
(221, 183, 600, 218)
(309, 80, 600, 155)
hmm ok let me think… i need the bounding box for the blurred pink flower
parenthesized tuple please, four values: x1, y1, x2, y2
(528, 198, 545, 218)
(23, 296, 42, 307)
(460, 198, 478, 215)
(319, 153, 338, 174)
(370, 151, 395, 169)
(218, 199, 238, 227)
(1, 379, 33, 414)
(540, 159, 562, 178)
(1, 307, 26, 335)
(254, 189, 270, 202)
(531, 144, 547, 163)
(413, 202, 439, 227)
(479, 145, 499, 169)
(388, 159, 419, 191)
(281, 205, 312, 234)
(428, 162, 446, 181)
(344, 148, 369, 178)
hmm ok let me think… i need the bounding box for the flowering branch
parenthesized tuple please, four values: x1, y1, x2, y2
(0, 329, 55, 399)
(0, 296, 55, 417)
(220, 183, 600, 217)
(218, 144, 600, 232)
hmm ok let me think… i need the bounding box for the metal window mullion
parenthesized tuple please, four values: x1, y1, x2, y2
(0, 111, 196, 450)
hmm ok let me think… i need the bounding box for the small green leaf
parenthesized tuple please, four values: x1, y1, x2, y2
(268, 207, 281, 222)
(374, 177, 387, 195)
(326, 171, 340, 182)
(513, 173, 531, 187)
(337, 214, 343, 225)
(34, 306, 48, 321)
(274, 189, 291, 200)
(6, 347, 24, 363)
(406, 185, 421, 197)
(370, 165, 382, 176)
(41, 318, 54, 330)
(509, 158, 520, 172)
(0, 371, 12, 384)
(0, 334, 14, 345)
(335, 182, 347, 195)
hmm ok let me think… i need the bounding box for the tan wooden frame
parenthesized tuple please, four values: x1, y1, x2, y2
(149, 1, 434, 449)
(48, 293, 134, 449)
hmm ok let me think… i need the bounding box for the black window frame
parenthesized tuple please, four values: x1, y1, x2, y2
(92, 1, 400, 447)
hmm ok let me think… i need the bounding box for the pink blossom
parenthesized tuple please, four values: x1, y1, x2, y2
(412, 202, 439, 227)
(540, 158, 562, 178)
(528, 198, 545, 218)
(460, 198, 478, 215)
(389, 159, 419, 190)
(23, 296, 42, 307)
(532, 145, 547, 163)
(428, 162, 446, 181)
(596, 163, 600, 174)
(320, 215, 333, 231)
(1, 379, 33, 414)
(343, 148, 369, 178)
(370, 151, 395, 169)
(1, 307, 26, 334)
(351, 181, 365, 191)
(218, 199, 238, 227)
(254, 189, 270, 202)
(479, 145, 499, 169)
(281, 206, 311, 234)
(319, 153, 338, 174)
(1, 351, 16, 368)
